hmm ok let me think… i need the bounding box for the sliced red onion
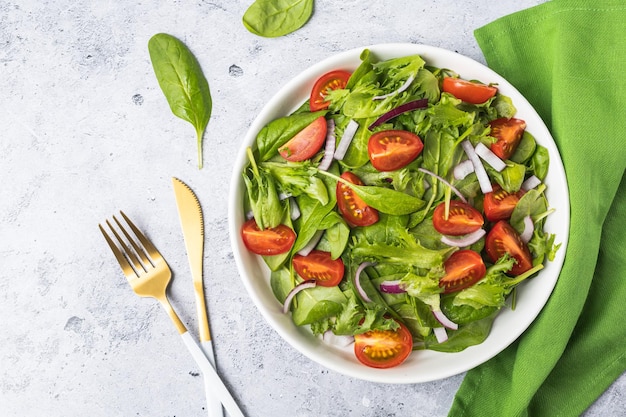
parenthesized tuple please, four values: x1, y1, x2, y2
(433, 326, 448, 343)
(521, 175, 542, 191)
(334, 119, 358, 161)
(453, 159, 475, 180)
(354, 261, 375, 303)
(441, 228, 486, 247)
(318, 119, 336, 171)
(372, 74, 416, 100)
(433, 309, 459, 330)
(418, 167, 468, 203)
(475, 142, 506, 172)
(282, 280, 316, 314)
(379, 280, 406, 294)
(368, 98, 428, 130)
(520, 215, 534, 243)
(297, 229, 324, 256)
(289, 197, 301, 220)
(461, 140, 492, 194)
(323, 330, 355, 348)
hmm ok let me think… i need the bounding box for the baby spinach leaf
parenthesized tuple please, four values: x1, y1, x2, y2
(530, 144, 550, 180)
(510, 131, 537, 164)
(426, 315, 495, 353)
(317, 170, 425, 215)
(292, 285, 346, 326)
(292, 194, 335, 254)
(441, 294, 499, 326)
(345, 49, 374, 90)
(340, 117, 375, 168)
(510, 187, 548, 233)
(243, 0, 314, 38)
(486, 161, 527, 193)
(317, 211, 350, 259)
(351, 182, 425, 215)
(148, 33, 212, 169)
(270, 267, 294, 303)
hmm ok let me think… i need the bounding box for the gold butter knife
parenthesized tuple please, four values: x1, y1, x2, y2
(172, 177, 224, 417)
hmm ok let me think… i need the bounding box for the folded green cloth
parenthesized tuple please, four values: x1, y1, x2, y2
(449, 1, 626, 416)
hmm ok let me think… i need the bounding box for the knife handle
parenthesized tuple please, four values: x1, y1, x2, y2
(194, 285, 212, 343)
(180, 332, 244, 417)
(201, 340, 224, 417)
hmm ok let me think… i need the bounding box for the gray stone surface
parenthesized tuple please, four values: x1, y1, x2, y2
(1, 1, 624, 416)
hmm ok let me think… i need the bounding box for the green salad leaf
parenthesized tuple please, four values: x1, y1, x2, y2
(148, 33, 212, 169)
(243, 0, 314, 38)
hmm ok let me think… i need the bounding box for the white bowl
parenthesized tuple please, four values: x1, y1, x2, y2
(228, 43, 569, 383)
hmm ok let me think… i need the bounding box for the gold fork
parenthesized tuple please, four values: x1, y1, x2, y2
(99, 211, 245, 417)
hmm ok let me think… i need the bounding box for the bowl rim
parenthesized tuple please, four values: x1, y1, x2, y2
(228, 43, 570, 383)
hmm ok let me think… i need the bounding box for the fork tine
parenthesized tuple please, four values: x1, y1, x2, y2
(99, 223, 138, 279)
(112, 214, 152, 270)
(106, 218, 148, 274)
(120, 211, 162, 262)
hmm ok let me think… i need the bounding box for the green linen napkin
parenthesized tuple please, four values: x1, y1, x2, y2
(449, 1, 626, 416)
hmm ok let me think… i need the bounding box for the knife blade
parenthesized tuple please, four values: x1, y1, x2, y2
(172, 177, 224, 417)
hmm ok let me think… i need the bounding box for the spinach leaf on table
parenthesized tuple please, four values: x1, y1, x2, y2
(243, 0, 314, 38)
(148, 33, 212, 169)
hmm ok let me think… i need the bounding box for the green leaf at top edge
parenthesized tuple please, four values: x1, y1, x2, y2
(242, 0, 314, 38)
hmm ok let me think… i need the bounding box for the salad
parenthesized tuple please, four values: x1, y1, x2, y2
(240, 49, 560, 369)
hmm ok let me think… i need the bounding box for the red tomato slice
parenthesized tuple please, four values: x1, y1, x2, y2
(292, 250, 344, 287)
(440, 250, 487, 293)
(442, 77, 498, 104)
(483, 184, 526, 222)
(485, 220, 533, 276)
(336, 172, 379, 227)
(489, 118, 527, 160)
(432, 200, 484, 236)
(354, 319, 413, 369)
(241, 219, 296, 256)
(309, 70, 352, 111)
(279, 116, 327, 162)
(368, 130, 424, 171)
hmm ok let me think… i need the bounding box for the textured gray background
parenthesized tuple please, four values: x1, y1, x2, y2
(1, 1, 624, 416)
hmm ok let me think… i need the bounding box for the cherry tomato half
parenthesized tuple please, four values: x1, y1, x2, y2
(336, 172, 379, 227)
(440, 250, 487, 293)
(442, 77, 498, 104)
(483, 184, 526, 222)
(354, 319, 413, 369)
(368, 130, 424, 171)
(279, 116, 328, 162)
(432, 200, 484, 236)
(309, 70, 352, 112)
(292, 250, 345, 287)
(485, 220, 533, 276)
(241, 219, 296, 256)
(489, 118, 527, 160)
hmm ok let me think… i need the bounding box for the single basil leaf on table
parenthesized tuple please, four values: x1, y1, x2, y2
(148, 33, 212, 169)
(243, 0, 314, 38)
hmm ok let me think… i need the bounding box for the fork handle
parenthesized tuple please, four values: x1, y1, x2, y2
(201, 341, 224, 417)
(181, 332, 245, 417)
